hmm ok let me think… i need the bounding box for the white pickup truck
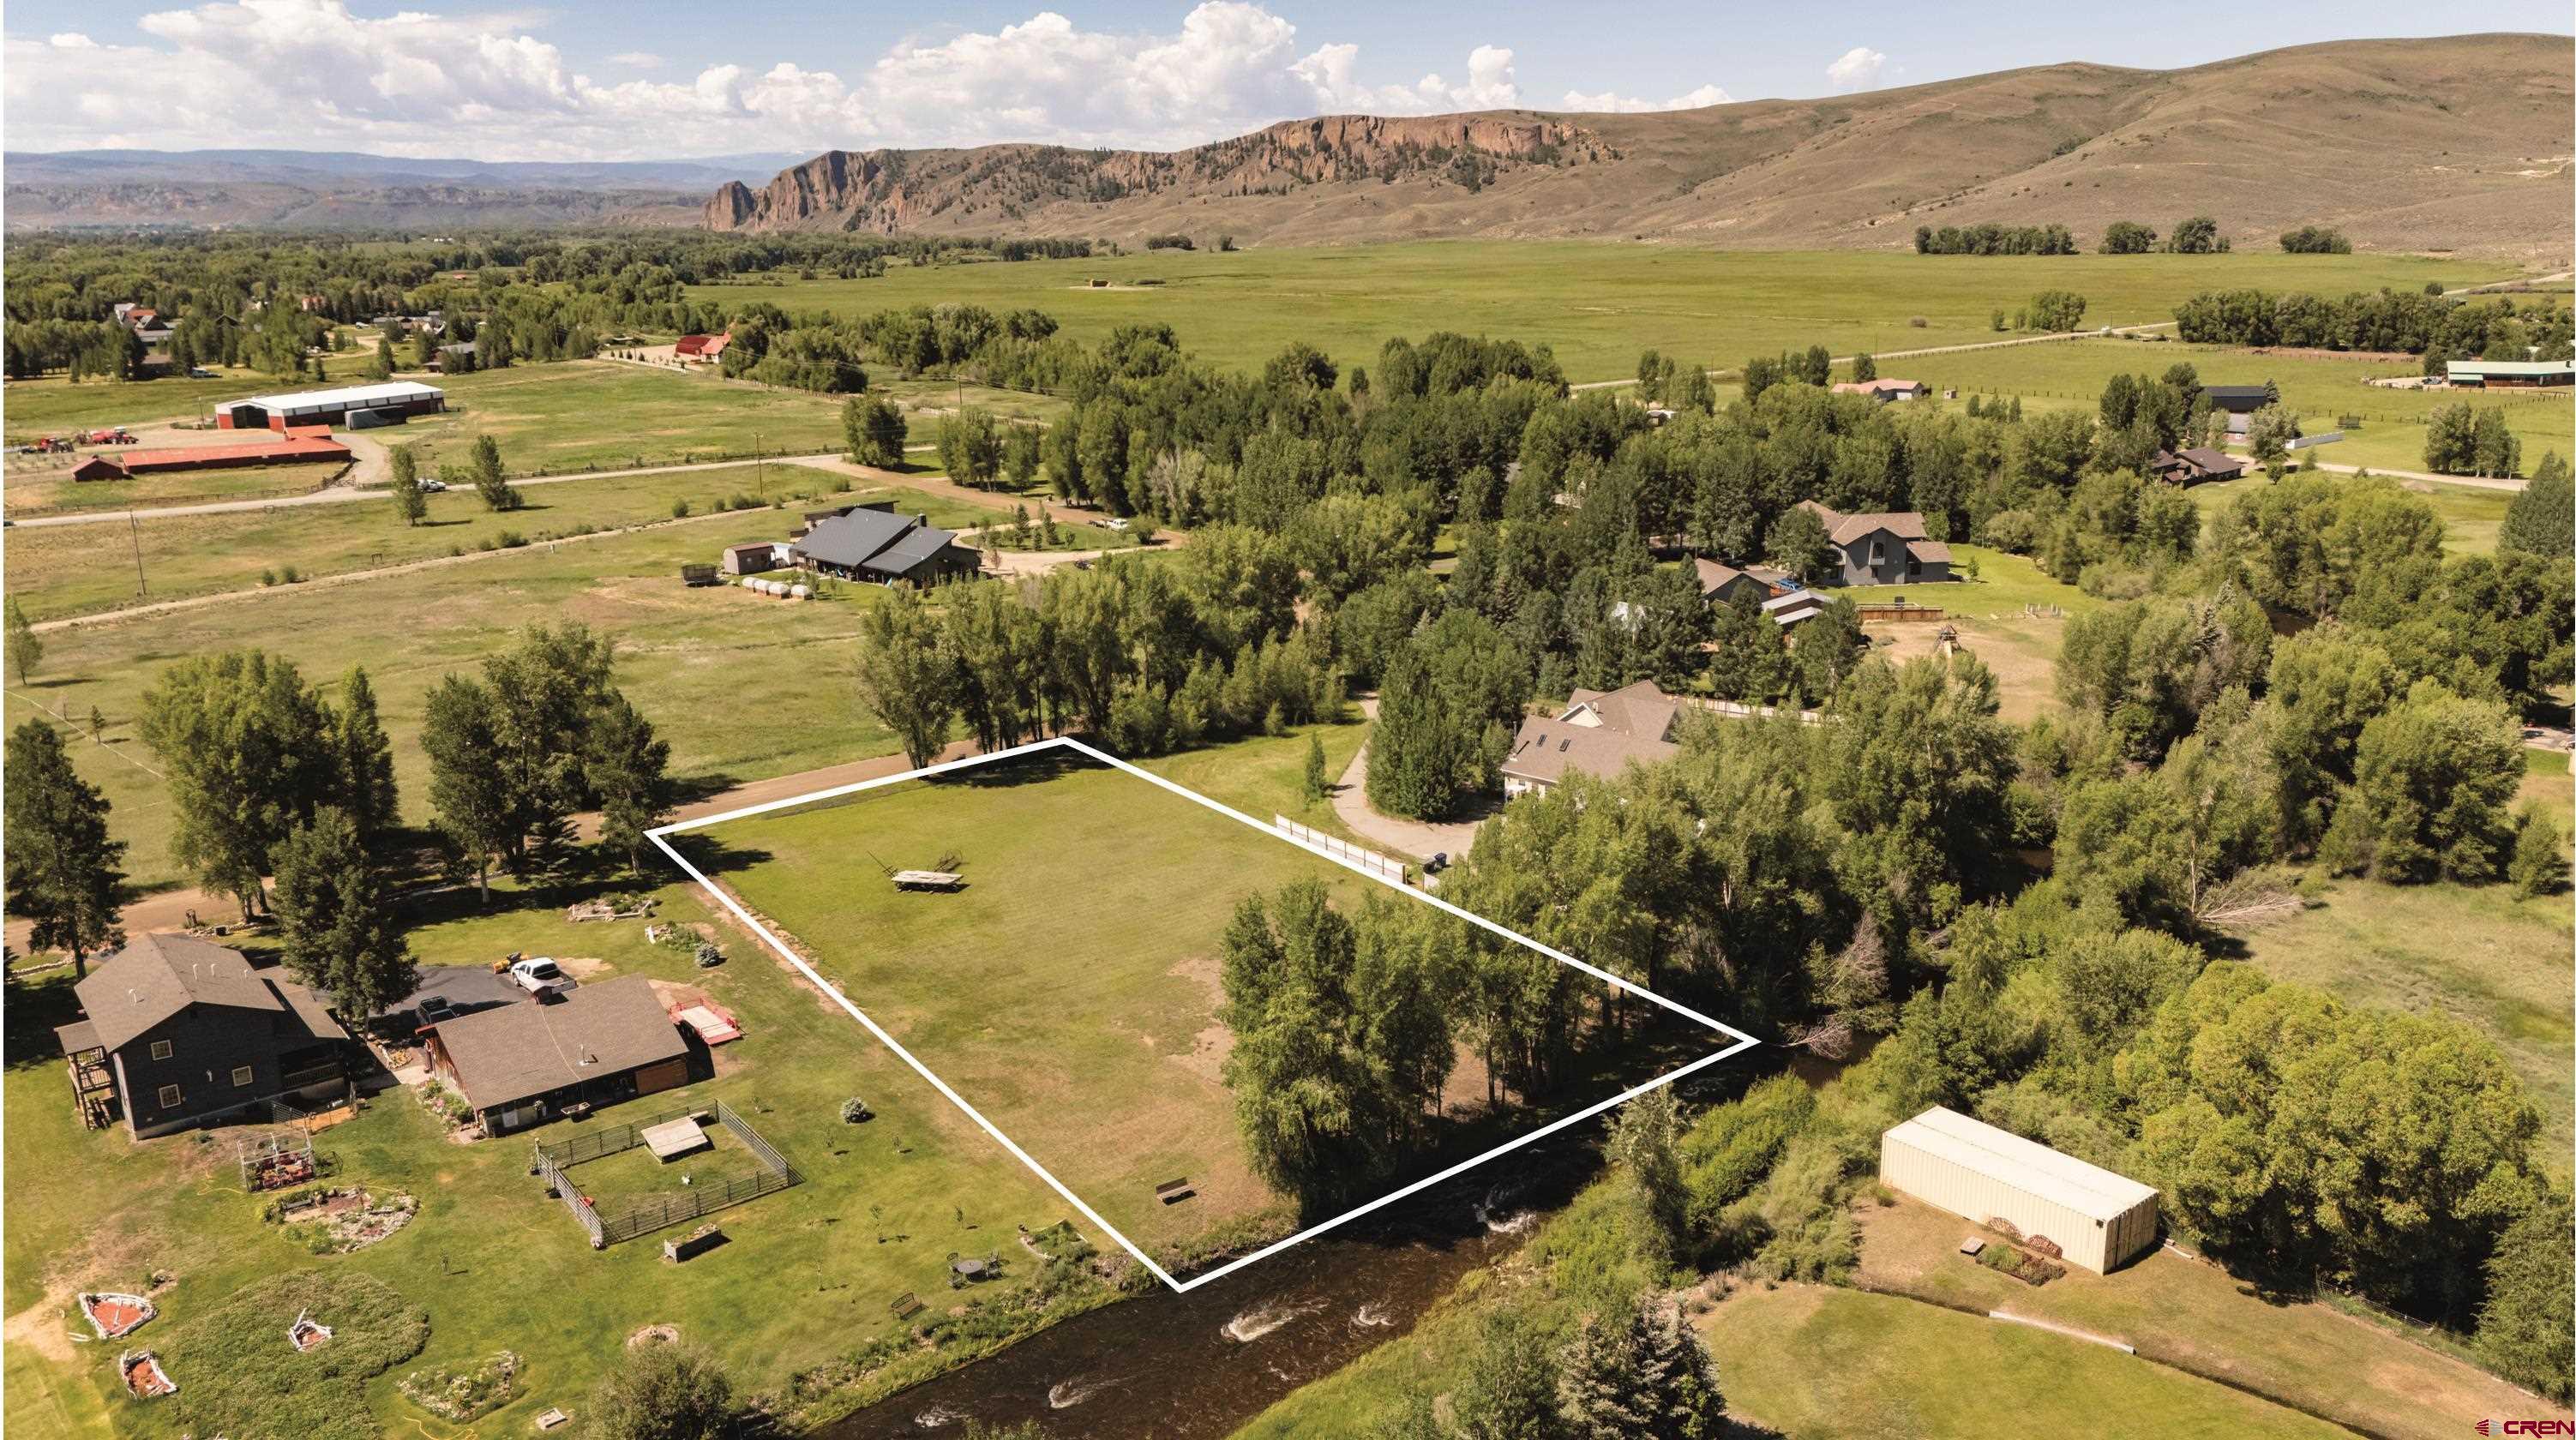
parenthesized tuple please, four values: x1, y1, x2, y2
(507, 957, 569, 997)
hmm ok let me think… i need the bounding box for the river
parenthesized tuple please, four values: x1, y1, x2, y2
(820, 1152, 1590, 1439)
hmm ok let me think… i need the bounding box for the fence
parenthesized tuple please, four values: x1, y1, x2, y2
(1274, 815, 1408, 884)
(534, 1100, 801, 1249)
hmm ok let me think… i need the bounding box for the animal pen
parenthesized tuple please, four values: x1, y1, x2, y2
(531, 1100, 801, 1248)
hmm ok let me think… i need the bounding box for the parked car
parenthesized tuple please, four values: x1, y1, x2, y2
(507, 957, 568, 996)
(416, 477, 447, 492)
(188, 367, 217, 379)
(1102, 517, 1131, 532)
(417, 995, 459, 1026)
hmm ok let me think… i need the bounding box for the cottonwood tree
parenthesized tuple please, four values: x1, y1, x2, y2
(2347, 678, 2521, 883)
(853, 587, 958, 769)
(138, 650, 342, 918)
(580, 1341, 735, 1440)
(1453, 1309, 1566, 1440)
(3, 719, 126, 977)
(844, 393, 907, 466)
(1822, 655, 2016, 933)
(1606, 1087, 1688, 1264)
(420, 623, 638, 897)
(470, 435, 520, 510)
(937, 407, 1003, 488)
(269, 807, 417, 1020)
(1762, 505, 1833, 585)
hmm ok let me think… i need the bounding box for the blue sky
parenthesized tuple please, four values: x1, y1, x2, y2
(4, 2, 2567, 160)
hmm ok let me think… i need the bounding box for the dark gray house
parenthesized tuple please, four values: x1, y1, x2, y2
(1795, 501, 1953, 586)
(2202, 384, 2275, 437)
(790, 507, 981, 586)
(56, 933, 352, 1138)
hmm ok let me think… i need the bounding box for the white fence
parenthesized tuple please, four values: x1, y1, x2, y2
(1274, 815, 1408, 885)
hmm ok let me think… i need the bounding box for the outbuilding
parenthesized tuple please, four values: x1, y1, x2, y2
(2447, 358, 2575, 388)
(214, 381, 445, 431)
(1880, 1107, 2159, 1273)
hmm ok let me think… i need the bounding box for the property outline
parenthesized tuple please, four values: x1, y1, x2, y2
(647, 735, 1764, 1293)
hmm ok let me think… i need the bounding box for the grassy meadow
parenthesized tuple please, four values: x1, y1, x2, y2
(3, 507, 918, 895)
(694, 243, 2535, 383)
(688, 753, 1394, 1258)
(3, 464, 1008, 623)
(2223, 875, 2576, 1168)
(1900, 336, 2575, 475)
(3, 459, 344, 519)
(1847, 1197, 2567, 1439)
(0, 876, 1112, 1440)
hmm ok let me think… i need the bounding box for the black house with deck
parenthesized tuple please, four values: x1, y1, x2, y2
(56, 933, 352, 1138)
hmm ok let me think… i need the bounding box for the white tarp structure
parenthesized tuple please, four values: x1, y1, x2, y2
(1880, 1106, 2159, 1273)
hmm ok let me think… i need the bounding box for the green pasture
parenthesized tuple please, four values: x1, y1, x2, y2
(3, 460, 340, 519)
(686, 753, 1375, 1257)
(1906, 337, 2573, 475)
(2, 511, 914, 894)
(693, 243, 2532, 383)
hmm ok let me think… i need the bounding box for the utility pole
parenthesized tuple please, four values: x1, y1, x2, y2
(128, 511, 147, 597)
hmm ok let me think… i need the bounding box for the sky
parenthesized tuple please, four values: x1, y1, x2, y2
(3, 1, 2567, 162)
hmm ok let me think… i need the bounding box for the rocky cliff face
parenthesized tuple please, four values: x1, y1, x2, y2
(702, 114, 1602, 234)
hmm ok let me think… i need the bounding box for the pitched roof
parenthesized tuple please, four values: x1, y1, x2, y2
(2178, 447, 2240, 473)
(1909, 539, 1954, 563)
(433, 975, 688, 1112)
(2447, 359, 2575, 378)
(1830, 378, 1928, 397)
(214, 381, 441, 417)
(1887, 1107, 2157, 1222)
(1562, 679, 1679, 742)
(1500, 715, 1679, 789)
(1692, 559, 1745, 594)
(1795, 500, 1928, 545)
(73, 933, 347, 1053)
(2201, 384, 2272, 409)
(795, 508, 965, 579)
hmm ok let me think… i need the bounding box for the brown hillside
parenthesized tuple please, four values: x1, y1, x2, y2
(707, 34, 2573, 261)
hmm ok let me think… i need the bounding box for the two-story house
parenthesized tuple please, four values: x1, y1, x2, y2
(55, 933, 353, 1138)
(1795, 501, 1953, 586)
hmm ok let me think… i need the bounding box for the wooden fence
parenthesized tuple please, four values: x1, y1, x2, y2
(534, 1100, 800, 1249)
(1275, 814, 1408, 883)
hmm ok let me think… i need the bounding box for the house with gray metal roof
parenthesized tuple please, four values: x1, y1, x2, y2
(55, 933, 352, 1137)
(790, 507, 981, 586)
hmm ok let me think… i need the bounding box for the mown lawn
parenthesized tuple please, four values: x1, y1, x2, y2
(690, 244, 2527, 385)
(3, 513, 914, 894)
(1699, 1284, 2353, 1440)
(359, 363, 856, 480)
(1850, 1197, 2566, 1439)
(1, 877, 1104, 1440)
(1867, 543, 2099, 723)
(686, 752, 1381, 1258)
(2222, 874, 2575, 1168)
(2, 464, 1007, 623)
(1907, 337, 2573, 477)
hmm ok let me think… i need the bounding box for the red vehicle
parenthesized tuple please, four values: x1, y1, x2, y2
(83, 428, 135, 445)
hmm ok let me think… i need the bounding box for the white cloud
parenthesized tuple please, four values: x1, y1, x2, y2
(1826, 45, 1888, 92)
(0, 1, 1614, 161)
(1559, 81, 1729, 114)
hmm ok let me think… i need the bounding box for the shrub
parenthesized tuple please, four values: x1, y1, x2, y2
(671, 497, 692, 519)
(1908, 315, 1929, 328)
(399, 1351, 521, 1421)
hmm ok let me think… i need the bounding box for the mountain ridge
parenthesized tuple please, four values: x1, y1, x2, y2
(705, 34, 2573, 261)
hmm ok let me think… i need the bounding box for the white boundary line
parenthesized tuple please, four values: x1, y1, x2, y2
(647, 735, 1762, 1293)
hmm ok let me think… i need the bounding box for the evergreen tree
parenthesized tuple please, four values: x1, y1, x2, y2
(1302, 731, 1330, 803)
(333, 667, 399, 839)
(5, 597, 41, 685)
(586, 693, 673, 874)
(1849, 351, 1876, 382)
(392, 471, 428, 525)
(3, 720, 127, 977)
(471, 435, 520, 510)
(269, 807, 417, 1019)
(1559, 1313, 1654, 1440)
(2498, 452, 2570, 555)
(2474, 1190, 2575, 1403)
(2507, 802, 2567, 899)
(421, 675, 512, 903)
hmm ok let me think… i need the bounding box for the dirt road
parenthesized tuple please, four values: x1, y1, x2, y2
(1568, 322, 2183, 392)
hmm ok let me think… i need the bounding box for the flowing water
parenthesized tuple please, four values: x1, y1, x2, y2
(821, 1155, 1589, 1440)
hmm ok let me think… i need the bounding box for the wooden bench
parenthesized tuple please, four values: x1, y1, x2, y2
(1155, 1177, 1196, 1205)
(889, 1293, 924, 1321)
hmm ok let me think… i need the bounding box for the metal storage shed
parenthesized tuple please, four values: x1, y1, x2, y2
(1880, 1107, 2159, 1273)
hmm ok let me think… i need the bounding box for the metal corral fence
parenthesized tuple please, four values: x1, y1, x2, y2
(533, 1100, 802, 1249)
(1275, 814, 1408, 885)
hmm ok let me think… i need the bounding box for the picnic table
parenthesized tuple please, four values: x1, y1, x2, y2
(892, 870, 964, 891)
